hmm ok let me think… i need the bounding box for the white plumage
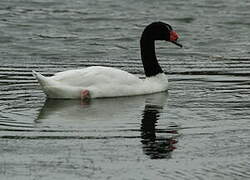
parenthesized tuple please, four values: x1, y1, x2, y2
(32, 66, 168, 99)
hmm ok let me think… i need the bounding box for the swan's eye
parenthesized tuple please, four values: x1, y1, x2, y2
(165, 24, 172, 31)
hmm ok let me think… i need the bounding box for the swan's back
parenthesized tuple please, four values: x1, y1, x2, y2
(51, 66, 141, 87)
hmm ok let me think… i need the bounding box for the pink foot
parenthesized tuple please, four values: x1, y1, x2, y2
(80, 90, 90, 100)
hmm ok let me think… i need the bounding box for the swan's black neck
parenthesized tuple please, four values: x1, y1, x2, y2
(140, 36, 163, 77)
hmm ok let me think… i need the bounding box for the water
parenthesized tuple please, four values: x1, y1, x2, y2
(0, 0, 250, 179)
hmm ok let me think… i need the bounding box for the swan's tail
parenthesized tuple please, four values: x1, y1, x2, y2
(32, 70, 80, 99)
(32, 70, 51, 87)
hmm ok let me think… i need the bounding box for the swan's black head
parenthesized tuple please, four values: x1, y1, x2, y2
(141, 22, 182, 48)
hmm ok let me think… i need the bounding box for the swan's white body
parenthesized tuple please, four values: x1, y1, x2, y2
(33, 66, 168, 99)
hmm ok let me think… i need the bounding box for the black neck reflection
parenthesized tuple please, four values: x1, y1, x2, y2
(141, 104, 178, 159)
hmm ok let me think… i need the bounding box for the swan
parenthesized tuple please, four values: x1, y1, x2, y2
(32, 22, 182, 100)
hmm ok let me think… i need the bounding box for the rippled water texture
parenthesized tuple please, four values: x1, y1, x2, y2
(0, 0, 250, 179)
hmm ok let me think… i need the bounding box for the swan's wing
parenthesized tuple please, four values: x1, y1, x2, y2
(50, 66, 142, 87)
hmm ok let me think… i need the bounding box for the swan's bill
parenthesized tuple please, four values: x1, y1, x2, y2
(172, 40, 183, 48)
(169, 30, 183, 48)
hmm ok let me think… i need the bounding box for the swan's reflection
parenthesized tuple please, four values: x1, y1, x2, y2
(36, 92, 178, 159)
(141, 95, 178, 159)
(36, 96, 149, 124)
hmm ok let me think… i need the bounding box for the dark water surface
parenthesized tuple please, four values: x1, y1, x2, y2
(0, 0, 250, 179)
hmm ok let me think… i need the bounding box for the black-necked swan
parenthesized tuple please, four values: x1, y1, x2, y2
(32, 22, 182, 100)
